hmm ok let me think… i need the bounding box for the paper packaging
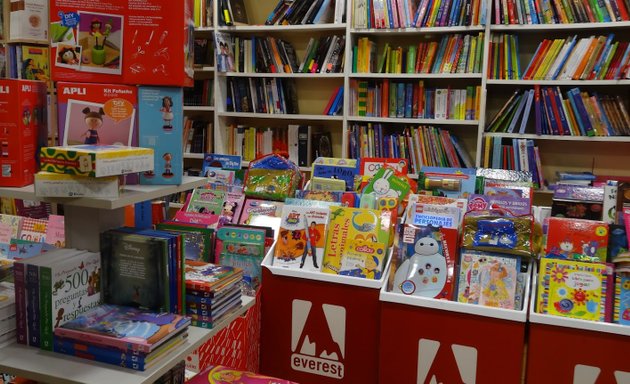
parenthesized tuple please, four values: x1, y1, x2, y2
(0, 79, 48, 187)
(39, 145, 154, 177)
(35, 172, 120, 198)
(49, 0, 194, 86)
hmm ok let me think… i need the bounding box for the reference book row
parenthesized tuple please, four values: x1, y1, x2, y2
(183, 118, 213, 154)
(492, 0, 630, 24)
(487, 87, 630, 136)
(481, 137, 544, 187)
(184, 79, 214, 107)
(226, 77, 299, 114)
(354, 33, 485, 74)
(264, 0, 346, 25)
(220, 33, 346, 74)
(348, 123, 474, 173)
(350, 80, 481, 120)
(352, 0, 487, 28)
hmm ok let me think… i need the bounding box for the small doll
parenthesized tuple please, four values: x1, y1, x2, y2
(81, 107, 104, 145)
(160, 96, 174, 130)
(162, 153, 173, 177)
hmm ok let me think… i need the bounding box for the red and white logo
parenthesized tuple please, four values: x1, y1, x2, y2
(417, 339, 477, 384)
(573, 364, 630, 384)
(291, 299, 345, 379)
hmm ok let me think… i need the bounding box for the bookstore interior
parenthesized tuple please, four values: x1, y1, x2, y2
(0, 0, 628, 383)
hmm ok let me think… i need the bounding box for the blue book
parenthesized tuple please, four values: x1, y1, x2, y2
(404, 83, 414, 118)
(568, 88, 595, 136)
(519, 90, 535, 134)
(550, 36, 577, 80)
(566, 88, 587, 136)
(448, 0, 461, 25)
(431, 36, 449, 73)
(591, 34, 614, 79)
(528, 0, 539, 23)
(312, 0, 333, 24)
(552, 87, 571, 135)
(396, 82, 405, 117)
(507, 90, 529, 133)
(54, 338, 151, 371)
(511, 139, 520, 171)
(492, 136, 502, 169)
(386, 0, 395, 28)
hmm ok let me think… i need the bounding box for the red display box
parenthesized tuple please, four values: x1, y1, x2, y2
(527, 273, 630, 383)
(49, 0, 194, 86)
(260, 249, 388, 384)
(0, 79, 48, 187)
(378, 264, 532, 384)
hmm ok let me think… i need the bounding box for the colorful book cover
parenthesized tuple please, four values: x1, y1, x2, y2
(202, 153, 242, 171)
(311, 157, 359, 191)
(614, 272, 630, 324)
(294, 190, 345, 203)
(238, 199, 284, 225)
(321, 206, 383, 275)
(545, 217, 609, 262)
(362, 167, 411, 203)
(310, 176, 347, 191)
(392, 225, 457, 299)
(420, 166, 477, 198)
(53, 304, 190, 353)
(20, 217, 48, 243)
(44, 214, 65, 248)
(156, 222, 214, 262)
(456, 250, 520, 307)
(216, 227, 266, 293)
(187, 365, 298, 384)
(184, 260, 243, 292)
(20, 45, 50, 86)
(0, 214, 23, 239)
(537, 258, 610, 322)
(139, 86, 183, 185)
(466, 194, 532, 216)
(186, 188, 227, 215)
(273, 205, 329, 272)
(406, 202, 462, 229)
(359, 157, 409, 177)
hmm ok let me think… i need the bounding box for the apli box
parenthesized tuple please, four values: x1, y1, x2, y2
(49, 0, 194, 86)
(39, 145, 153, 177)
(56, 82, 137, 147)
(0, 79, 48, 187)
(34, 171, 119, 198)
(138, 86, 183, 185)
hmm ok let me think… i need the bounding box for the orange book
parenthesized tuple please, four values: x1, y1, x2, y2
(580, 36, 607, 80)
(415, 42, 427, 73)
(523, 39, 552, 80)
(440, 36, 456, 73)
(572, 37, 599, 80)
(562, 98, 580, 136)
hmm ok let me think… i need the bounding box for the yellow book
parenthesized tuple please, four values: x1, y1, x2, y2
(427, 0, 443, 27)
(468, 38, 477, 74)
(475, 85, 482, 120)
(562, 98, 580, 136)
(483, 135, 492, 168)
(534, 39, 564, 80)
(581, 92, 604, 136)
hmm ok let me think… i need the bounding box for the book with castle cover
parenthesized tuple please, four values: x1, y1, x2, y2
(273, 205, 329, 272)
(54, 304, 190, 353)
(537, 258, 611, 322)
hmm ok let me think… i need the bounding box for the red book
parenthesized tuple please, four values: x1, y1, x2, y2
(614, 0, 630, 19)
(523, 39, 551, 80)
(507, 0, 518, 23)
(546, 87, 564, 135)
(323, 86, 340, 114)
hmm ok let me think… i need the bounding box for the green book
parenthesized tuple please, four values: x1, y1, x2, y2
(157, 222, 214, 262)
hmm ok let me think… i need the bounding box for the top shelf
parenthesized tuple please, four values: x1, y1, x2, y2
(490, 20, 630, 31)
(216, 23, 347, 33)
(0, 176, 207, 210)
(350, 25, 485, 34)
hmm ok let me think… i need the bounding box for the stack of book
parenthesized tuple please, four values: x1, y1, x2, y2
(185, 261, 244, 329)
(265, 0, 345, 25)
(226, 77, 299, 115)
(493, 0, 630, 24)
(53, 304, 190, 371)
(0, 282, 16, 345)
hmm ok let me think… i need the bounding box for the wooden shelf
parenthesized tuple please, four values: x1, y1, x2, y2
(490, 21, 630, 32)
(0, 297, 255, 384)
(183, 106, 215, 112)
(349, 73, 483, 79)
(220, 72, 345, 78)
(484, 132, 630, 142)
(486, 79, 630, 86)
(218, 112, 343, 121)
(0, 177, 208, 210)
(350, 25, 485, 34)
(216, 23, 347, 33)
(347, 116, 480, 125)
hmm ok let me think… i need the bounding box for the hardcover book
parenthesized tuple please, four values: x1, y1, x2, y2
(544, 217, 609, 262)
(184, 260, 243, 292)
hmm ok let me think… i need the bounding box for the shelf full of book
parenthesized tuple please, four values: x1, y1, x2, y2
(0, 296, 255, 384)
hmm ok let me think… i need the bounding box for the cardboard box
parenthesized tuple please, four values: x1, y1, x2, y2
(8, 0, 48, 43)
(49, 0, 194, 86)
(39, 145, 153, 177)
(0, 79, 48, 187)
(138, 86, 183, 185)
(56, 82, 138, 147)
(34, 171, 119, 198)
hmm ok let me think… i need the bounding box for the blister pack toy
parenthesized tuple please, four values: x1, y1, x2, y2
(461, 211, 534, 258)
(243, 154, 301, 201)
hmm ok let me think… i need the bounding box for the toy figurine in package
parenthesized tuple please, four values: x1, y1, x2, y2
(461, 213, 533, 257)
(243, 154, 301, 201)
(544, 217, 609, 262)
(392, 225, 457, 299)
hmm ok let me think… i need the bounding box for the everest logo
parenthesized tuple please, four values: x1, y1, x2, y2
(573, 364, 630, 384)
(417, 339, 478, 384)
(290, 299, 345, 379)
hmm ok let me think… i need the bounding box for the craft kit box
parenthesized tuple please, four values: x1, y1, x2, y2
(0, 79, 48, 187)
(138, 86, 183, 185)
(56, 82, 138, 147)
(34, 171, 120, 198)
(39, 145, 154, 177)
(49, 0, 194, 86)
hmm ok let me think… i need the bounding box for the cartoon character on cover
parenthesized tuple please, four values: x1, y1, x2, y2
(277, 229, 304, 261)
(300, 220, 320, 269)
(206, 365, 293, 384)
(582, 240, 599, 260)
(81, 107, 104, 144)
(393, 235, 447, 298)
(480, 262, 510, 308)
(160, 96, 174, 130)
(371, 169, 401, 200)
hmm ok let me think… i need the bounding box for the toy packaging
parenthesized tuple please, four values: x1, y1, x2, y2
(49, 0, 194, 86)
(0, 79, 48, 187)
(311, 157, 358, 191)
(243, 154, 301, 201)
(551, 185, 605, 221)
(362, 167, 411, 204)
(461, 213, 533, 258)
(273, 205, 330, 272)
(138, 86, 183, 185)
(419, 167, 477, 198)
(39, 145, 154, 177)
(544, 217, 609, 262)
(466, 194, 532, 217)
(537, 258, 612, 322)
(34, 171, 119, 198)
(56, 82, 138, 147)
(392, 225, 457, 299)
(456, 250, 520, 309)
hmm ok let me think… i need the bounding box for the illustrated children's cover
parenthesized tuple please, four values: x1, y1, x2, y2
(184, 260, 243, 292)
(391, 225, 457, 299)
(139, 86, 183, 185)
(362, 167, 411, 204)
(321, 206, 384, 275)
(537, 258, 611, 322)
(273, 205, 329, 272)
(456, 250, 520, 309)
(238, 199, 284, 225)
(156, 221, 214, 262)
(216, 227, 266, 293)
(311, 157, 358, 191)
(187, 365, 299, 384)
(544, 217, 609, 262)
(614, 272, 630, 325)
(186, 188, 227, 215)
(405, 202, 462, 229)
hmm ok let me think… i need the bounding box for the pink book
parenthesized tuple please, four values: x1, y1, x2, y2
(188, 365, 298, 384)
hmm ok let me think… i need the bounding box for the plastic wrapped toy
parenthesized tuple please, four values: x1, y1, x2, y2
(461, 211, 534, 258)
(243, 154, 301, 201)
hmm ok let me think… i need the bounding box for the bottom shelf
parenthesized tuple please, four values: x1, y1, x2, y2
(0, 296, 255, 384)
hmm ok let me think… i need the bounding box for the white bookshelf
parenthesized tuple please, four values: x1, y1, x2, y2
(349, 73, 484, 79)
(484, 132, 630, 142)
(486, 79, 630, 86)
(490, 20, 630, 31)
(216, 23, 347, 33)
(0, 296, 255, 384)
(220, 72, 345, 78)
(183, 106, 215, 112)
(218, 112, 344, 121)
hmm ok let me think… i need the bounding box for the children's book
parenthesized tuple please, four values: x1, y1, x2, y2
(53, 304, 190, 353)
(238, 199, 284, 224)
(466, 194, 532, 217)
(419, 166, 477, 198)
(187, 365, 298, 384)
(186, 188, 227, 215)
(44, 214, 65, 248)
(273, 205, 329, 272)
(202, 153, 242, 171)
(456, 250, 520, 309)
(362, 167, 411, 204)
(184, 260, 243, 292)
(218, 191, 245, 226)
(310, 176, 347, 191)
(537, 258, 611, 322)
(294, 190, 345, 203)
(311, 157, 358, 191)
(614, 272, 630, 325)
(544, 217, 609, 262)
(156, 222, 214, 262)
(360, 157, 409, 177)
(321, 206, 384, 275)
(20, 217, 48, 243)
(405, 202, 462, 229)
(0, 214, 23, 239)
(216, 227, 266, 293)
(392, 225, 457, 299)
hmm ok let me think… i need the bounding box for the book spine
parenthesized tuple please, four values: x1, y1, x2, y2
(54, 341, 147, 371)
(26, 264, 40, 347)
(14, 262, 27, 344)
(39, 265, 53, 351)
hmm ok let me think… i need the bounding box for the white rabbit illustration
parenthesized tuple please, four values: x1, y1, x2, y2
(372, 169, 401, 199)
